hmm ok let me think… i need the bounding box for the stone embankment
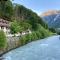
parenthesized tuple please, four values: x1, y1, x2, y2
(0, 36, 20, 57)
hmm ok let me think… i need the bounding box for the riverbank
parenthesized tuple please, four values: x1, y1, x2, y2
(0, 35, 56, 57)
(2, 35, 60, 60)
(0, 27, 54, 56)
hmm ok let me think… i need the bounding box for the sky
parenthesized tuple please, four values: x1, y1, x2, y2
(12, 0, 60, 15)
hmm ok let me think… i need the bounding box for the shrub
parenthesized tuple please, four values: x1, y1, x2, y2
(35, 31, 42, 39)
(20, 34, 33, 46)
(19, 35, 27, 46)
(19, 24, 53, 46)
(49, 28, 56, 33)
(10, 20, 21, 34)
(0, 30, 7, 50)
(19, 31, 38, 46)
(25, 34, 32, 43)
(31, 32, 38, 40)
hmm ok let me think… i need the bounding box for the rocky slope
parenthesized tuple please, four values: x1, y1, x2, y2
(41, 10, 60, 28)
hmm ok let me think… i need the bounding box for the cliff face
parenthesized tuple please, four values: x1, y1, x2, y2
(41, 10, 60, 28)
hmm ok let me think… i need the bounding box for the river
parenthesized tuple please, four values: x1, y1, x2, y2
(3, 35, 60, 60)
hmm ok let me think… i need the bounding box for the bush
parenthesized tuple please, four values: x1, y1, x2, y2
(19, 24, 53, 46)
(10, 20, 21, 34)
(35, 31, 42, 39)
(31, 32, 38, 40)
(49, 28, 56, 33)
(37, 25, 53, 38)
(0, 30, 7, 50)
(19, 35, 27, 46)
(19, 31, 39, 46)
(25, 34, 32, 43)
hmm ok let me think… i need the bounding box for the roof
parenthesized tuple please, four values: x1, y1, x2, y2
(0, 18, 10, 28)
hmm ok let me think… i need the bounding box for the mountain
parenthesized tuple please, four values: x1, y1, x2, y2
(41, 10, 60, 28)
(41, 10, 60, 16)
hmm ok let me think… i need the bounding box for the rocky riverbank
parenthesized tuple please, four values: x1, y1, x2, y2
(0, 36, 20, 56)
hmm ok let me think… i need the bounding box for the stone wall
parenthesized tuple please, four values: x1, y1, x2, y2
(0, 36, 20, 55)
(6, 36, 20, 50)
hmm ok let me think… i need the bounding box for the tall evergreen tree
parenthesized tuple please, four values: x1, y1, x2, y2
(0, 0, 13, 21)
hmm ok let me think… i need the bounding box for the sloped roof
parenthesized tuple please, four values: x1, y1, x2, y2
(0, 18, 10, 28)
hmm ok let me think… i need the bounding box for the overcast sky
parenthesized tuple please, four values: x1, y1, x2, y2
(12, 0, 60, 15)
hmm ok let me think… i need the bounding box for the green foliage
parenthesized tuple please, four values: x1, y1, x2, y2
(10, 20, 32, 34)
(49, 28, 56, 33)
(19, 35, 27, 45)
(35, 31, 42, 39)
(0, 0, 13, 21)
(36, 24, 52, 38)
(0, 0, 49, 30)
(19, 21, 32, 31)
(0, 30, 7, 49)
(13, 4, 47, 30)
(10, 20, 21, 34)
(19, 33, 35, 46)
(19, 24, 53, 46)
(0, 0, 54, 51)
(31, 32, 38, 40)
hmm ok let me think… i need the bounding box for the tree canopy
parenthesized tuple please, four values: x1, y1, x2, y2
(0, 0, 48, 31)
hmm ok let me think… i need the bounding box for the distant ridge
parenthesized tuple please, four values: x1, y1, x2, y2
(41, 10, 60, 16)
(41, 10, 60, 28)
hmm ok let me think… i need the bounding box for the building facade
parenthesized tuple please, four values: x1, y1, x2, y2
(0, 19, 10, 34)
